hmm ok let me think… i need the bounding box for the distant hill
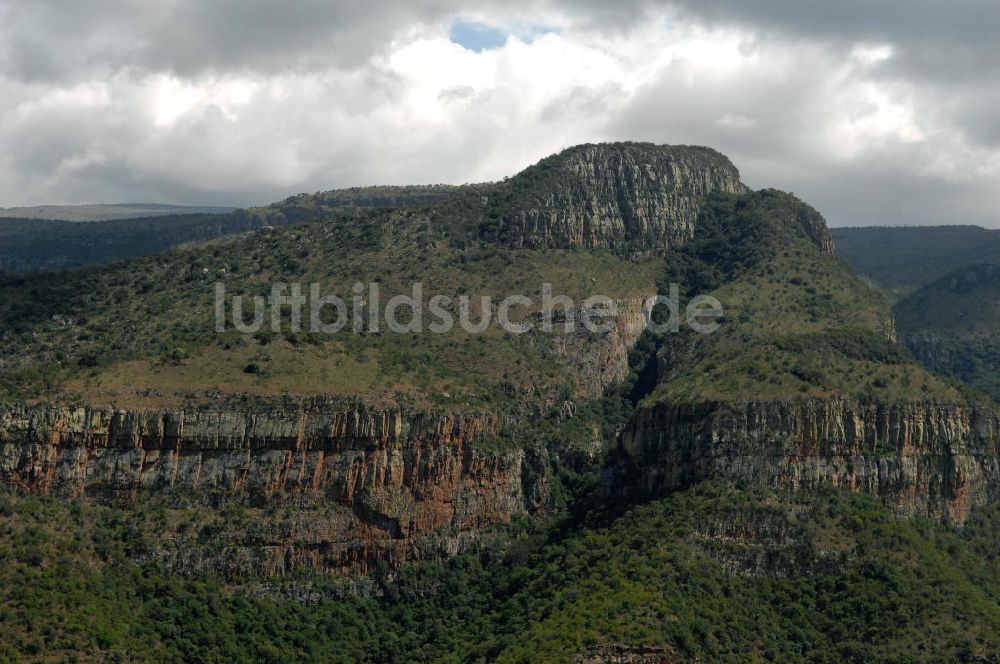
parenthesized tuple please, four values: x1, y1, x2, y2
(0, 186, 466, 272)
(895, 263, 1000, 403)
(832, 225, 1000, 301)
(0, 203, 236, 222)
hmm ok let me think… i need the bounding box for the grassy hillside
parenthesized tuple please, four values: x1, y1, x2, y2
(895, 264, 1000, 403)
(0, 143, 748, 409)
(0, 194, 662, 409)
(2, 482, 999, 662)
(643, 191, 966, 404)
(832, 225, 1000, 301)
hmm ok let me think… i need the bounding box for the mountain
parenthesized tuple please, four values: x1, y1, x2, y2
(832, 225, 1000, 301)
(1, 143, 737, 575)
(895, 263, 1000, 403)
(0, 146, 746, 274)
(0, 203, 236, 222)
(832, 225, 1000, 407)
(613, 189, 992, 523)
(2, 142, 1000, 661)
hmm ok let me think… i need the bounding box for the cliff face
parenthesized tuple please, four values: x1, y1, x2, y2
(619, 399, 1000, 524)
(495, 143, 747, 254)
(0, 397, 550, 574)
(539, 295, 654, 401)
(5, 141, 993, 589)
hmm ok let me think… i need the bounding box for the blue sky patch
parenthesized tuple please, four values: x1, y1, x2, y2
(449, 20, 508, 52)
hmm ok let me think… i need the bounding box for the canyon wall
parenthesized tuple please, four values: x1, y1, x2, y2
(0, 397, 550, 574)
(619, 398, 1000, 524)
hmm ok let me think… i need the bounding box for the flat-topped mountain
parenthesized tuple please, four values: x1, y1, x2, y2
(483, 142, 747, 252)
(0, 143, 745, 272)
(3, 142, 1000, 660)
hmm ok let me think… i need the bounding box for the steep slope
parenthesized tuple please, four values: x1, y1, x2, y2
(2, 141, 1000, 580)
(0, 142, 741, 574)
(614, 191, 996, 524)
(895, 263, 1000, 403)
(3, 483, 1000, 662)
(482, 142, 746, 253)
(832, 225, 1000, 301)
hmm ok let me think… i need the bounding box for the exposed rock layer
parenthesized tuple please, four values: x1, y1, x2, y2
(619, 399, 1000, 524)
(0, 397, 547, 573)
(497, 143, 747, 253)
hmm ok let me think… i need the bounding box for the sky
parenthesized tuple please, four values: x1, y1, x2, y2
(0, 1, 998, 227)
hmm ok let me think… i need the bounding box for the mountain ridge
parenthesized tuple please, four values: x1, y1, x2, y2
(0, 141, 998, 574)
(832, 224, 1000, 300)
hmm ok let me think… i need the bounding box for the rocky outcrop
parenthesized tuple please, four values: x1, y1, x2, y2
(537, 295, 654, 401)
(618, 399, 1000, 524)
(0, 396, 551, 574)
(493, 143, 747, 254)
(689, 504, 854, 578)
(574, 644, 677, 663)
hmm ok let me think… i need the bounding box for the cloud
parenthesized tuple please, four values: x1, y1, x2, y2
(0, 0, 454, 80)
(0, 0, 997, 227)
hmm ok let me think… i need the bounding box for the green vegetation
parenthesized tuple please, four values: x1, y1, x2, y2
(2, 483, 1000, 662)
(832, 225, 1000, 301)
(0, 212, 257, 273)
(0, 196, 662, 407)
(5, 145, 1000, 663)
(0, 186, 466, 273)
(895, 264, 1000, 403)
(0, 142, 742, 408)
(643, 191, 966, 403)
(833, 226, 1000, 402)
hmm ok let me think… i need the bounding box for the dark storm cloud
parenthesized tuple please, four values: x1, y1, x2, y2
(0, 0, 462, 81)
(660, 0, 1000, 43)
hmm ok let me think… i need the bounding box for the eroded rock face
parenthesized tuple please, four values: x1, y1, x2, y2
(0, 288, 658, 576)
(540, 295, 654, 400)
(688, 505, 855, 578)
(619, 399, 1000, 524)
(0, 397, 549, 574)
(574, 644, 677, 664)
(496, 143, 747, 254)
